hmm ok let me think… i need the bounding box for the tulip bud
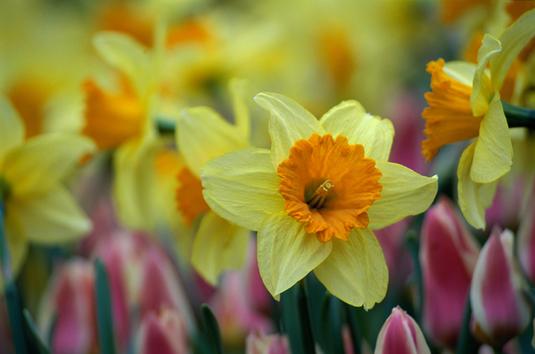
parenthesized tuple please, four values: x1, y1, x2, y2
(374, 307, 431, 354)
(420, 197, 479, 347)
(40, 260, 96, 354)
(246, 333, 289, 354)
(470, 228, 532, 348)
(211, 272, 271, 346)
(137, 308, 188, 354)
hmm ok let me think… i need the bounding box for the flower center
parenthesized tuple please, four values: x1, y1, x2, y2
(176, 167, 210, 225)
(82, 79, 144, 150)
(278, 134, 382, 242)
(422, 59, 482, 161)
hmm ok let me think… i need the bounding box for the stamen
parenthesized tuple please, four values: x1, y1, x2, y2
(306, 179, 334, 210)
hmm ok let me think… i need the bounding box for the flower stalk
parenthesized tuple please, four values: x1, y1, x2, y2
(502, 101, 535, 129)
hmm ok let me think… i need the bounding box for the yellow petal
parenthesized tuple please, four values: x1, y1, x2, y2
(491, 9, 535, 90)
(191, 212, 250, 285)
(314, 228, 387, 309)
(229, 79, 250, 141)
(254, 92, 323, 167)
(471, 34, 501, 117)
(202, 148, 283, 231)
(176, 107, 246, 177)
(458, 143, 498, 229)
(367, 161, 438, 230)
(6, 186, 90, 244)
(443, 61, 476, 86)
(257, 214, 331, 297)
(3, 134, 95, 196)
(319, 100, 394, 161)
(93, 32, 150, 94)
(113, 139, 159, 231)
(471, 95, 512, 183)
(0, 96, 24, 160)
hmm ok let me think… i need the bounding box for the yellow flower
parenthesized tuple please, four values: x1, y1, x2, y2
(0, 96, 94, 285)
(175, 80, 251, 285)
(201, 93, 438, 308)
(422, 9, 535, 229)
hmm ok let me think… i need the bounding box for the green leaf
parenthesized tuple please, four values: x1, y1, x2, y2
(94, 258, 117, 354)
(456, 296, 478, 354)
(200, 304, 223, 354)
(23, 309, 50, 354)
(320, 296, 345, 354)
(280, 283, 315, 354)
(5, 280, 28, 354)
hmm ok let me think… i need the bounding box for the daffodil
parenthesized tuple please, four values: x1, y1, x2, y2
(201, 93, 438, 308)
(0, 96, 94, 285)
(175, 80, 251, 284)
(422, 9, 535, 229)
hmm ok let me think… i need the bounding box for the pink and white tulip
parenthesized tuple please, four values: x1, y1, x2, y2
(137, 308, 189, 354)
(420, 197, 479, 347)
(470, 228, 532, 348)
(40, 260, 96, 354)
(374, 307, 430, 354)
(246, 333, 289, 354)
(517, 191, 535, 284)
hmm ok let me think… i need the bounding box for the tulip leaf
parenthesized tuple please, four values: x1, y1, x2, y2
(23, 309, 50, 354)
(456, 296, 478, 354)
(320, 296, 345, 354)
(280, 283, 315, 354)
(200, 304, 223, 354)
(5, 280, 28, 354)
(94, 259, 117, 354)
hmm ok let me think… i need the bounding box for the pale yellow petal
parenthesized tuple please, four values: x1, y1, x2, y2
(3, 134, 95, 196)
(257, 214, 331, 297)
(191, 212, 250, 285)
(458, 143, 498, 229)
(315, 229, 387, 309)
(367, 161, 438, 229)
(319, 100, 394, 161)
(491, 9, 535, 90)
(176, 107, 247, 177)
(6, 186, 90, 244)
(93, 32, 150, 94)
(254, 92, 323, 167)
(0, 96, 24, 159)
(229, 79, 250, 141)
(202, 148, 283, 231)
(471, 95, 512, 183)
(471, 34, 501, 117)
(443, 61, 476, 86)
(113, 139, 160, 231)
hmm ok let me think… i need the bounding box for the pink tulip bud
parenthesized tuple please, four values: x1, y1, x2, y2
(470, 228, 532, 348)
(420, 197, 479, 347)
(211, 272, 272, 346)
(137, 308, 188, 354)
(41, 260, 96, 354)
(517, 191, 535, 283)
(374, 307, 431, 354)
(246, 333, 289, 354)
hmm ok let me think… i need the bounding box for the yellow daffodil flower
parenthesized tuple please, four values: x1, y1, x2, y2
(0, 97, 94, 285)
(422, 9, 535, 229)
(201, 93, 438, 308)
(175, 80, 251, 285)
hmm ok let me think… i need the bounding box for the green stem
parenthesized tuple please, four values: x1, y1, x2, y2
(1, 201, 28, 354)
(156, 119, 176, 135)
(503, 101, 535, 129)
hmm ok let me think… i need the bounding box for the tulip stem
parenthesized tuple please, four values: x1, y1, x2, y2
(503, 101, 535, 129)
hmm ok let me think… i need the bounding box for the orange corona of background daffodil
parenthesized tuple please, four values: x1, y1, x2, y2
(201, 93, 438, 308)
